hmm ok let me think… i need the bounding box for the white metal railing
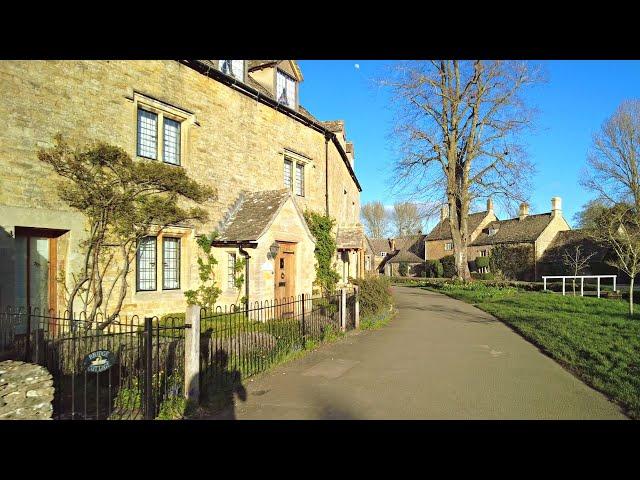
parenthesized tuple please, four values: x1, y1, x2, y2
(541, 275, 617, 298)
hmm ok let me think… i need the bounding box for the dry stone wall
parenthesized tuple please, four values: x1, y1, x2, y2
(0, 360, 54, 420)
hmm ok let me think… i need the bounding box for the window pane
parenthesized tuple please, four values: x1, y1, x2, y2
(137, 237, 156, 291)
(295, 163, 304, 196)
(137, 109, 157, 159)
(163, 118, 181, 165)
(228, 253, 236, 289)
(284, 159, 293, 189)
(163, 237, 180, 289)
(277, 70, 295, 108)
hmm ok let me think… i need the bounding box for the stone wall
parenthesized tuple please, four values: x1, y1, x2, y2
(0, 360, 54, 420)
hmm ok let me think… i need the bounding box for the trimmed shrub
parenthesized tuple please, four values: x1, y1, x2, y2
(425, 260, 444, 278)
(441, 255, 456, 278)
(475, 256, 490, 269)
(489, 244, 535, 281)
(351, 275, 393, 317)
(399, 262, 409, 276)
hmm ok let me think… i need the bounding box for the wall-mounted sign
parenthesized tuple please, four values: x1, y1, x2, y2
(83, 350, 116, 373)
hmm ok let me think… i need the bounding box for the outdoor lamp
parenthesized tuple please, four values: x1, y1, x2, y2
(269, 242, 280, 259)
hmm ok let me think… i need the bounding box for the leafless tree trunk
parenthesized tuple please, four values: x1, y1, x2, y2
(382, 61, 542, 280)
(361, 201, 390, 238)
(581, 100, 640, 316)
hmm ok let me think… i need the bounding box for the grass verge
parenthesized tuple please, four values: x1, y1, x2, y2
(420, 281, 640, 419)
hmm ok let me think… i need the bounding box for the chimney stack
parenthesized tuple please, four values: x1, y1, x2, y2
(551, 196, 562, 217)
(519, 202, 529, 221)
(487, 197, 494, 213)
(390, 238, 396, 251)
(441, 204, 449, 222)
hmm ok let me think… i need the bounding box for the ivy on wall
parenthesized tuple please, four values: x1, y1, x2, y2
(488, 244, 535, 280)
(303, 210, 340, 294)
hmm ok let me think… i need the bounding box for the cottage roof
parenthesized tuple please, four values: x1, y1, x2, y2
(538, 229, 609, 263)
(386, 249, 424, 264)
(217, 189, 312, 243)
(336, 225, 364, 249)
(425, 211, 490, 241)
(367, 237, 392, 255)
(471, 213, 553, 246)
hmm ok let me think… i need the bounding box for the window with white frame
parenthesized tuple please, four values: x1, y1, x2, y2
(162, 237, 181, 290)
(227, 253, 236, 289)
(276, 70, 296, 108)
(379, 251, 387, 257)
(295, 162, 304, 196)
(137, 236, 157, 291)
(480, 249, 489, 257)
(445, 242, 453, 251)
(284, 159, 293, 190)
(133, 92, 193, 167)
(219, 60, 244, 80)
(137, 109, 158, 159)
(284, 157, 305, 196)
(478, 266, 489, 274)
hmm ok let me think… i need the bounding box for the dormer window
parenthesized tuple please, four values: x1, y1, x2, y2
(276, 69, 296, 108)
(219, 60, 244, 81)
(380, 251, 387, 257)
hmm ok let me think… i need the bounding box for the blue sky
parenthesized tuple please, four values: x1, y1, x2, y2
(297, 60, 640, 229)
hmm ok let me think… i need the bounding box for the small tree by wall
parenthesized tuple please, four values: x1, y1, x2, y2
(561, 245, 596, 295)
(38, 136, 215, 328)
(303, 210, 340, 295)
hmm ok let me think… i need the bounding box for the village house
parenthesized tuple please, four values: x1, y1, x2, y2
(424, 197, 571, 281)
(0, 60, 366, 318)
(365, 235, 426, 277)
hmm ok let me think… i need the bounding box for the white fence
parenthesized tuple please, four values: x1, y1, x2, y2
(541, 275, 617, 298)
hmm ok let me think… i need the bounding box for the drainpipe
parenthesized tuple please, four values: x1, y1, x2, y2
(325, 134, 330, 216)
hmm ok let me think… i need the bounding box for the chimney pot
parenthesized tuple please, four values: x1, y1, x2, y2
(487, 197, 494, 212)
(519, 202, 529, 220)
(551, 196, 562, 217)
(441, 205, 449, 222)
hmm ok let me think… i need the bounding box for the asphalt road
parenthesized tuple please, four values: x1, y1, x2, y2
(205, 286, 628, 420)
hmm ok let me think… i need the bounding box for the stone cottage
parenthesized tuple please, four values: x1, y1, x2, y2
(424, 197, 571, 281)
(0, 60, 365, 318)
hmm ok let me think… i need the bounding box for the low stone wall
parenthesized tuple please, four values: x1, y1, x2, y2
(0, 360, 54, 420)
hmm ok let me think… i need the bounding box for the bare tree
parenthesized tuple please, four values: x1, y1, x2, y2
(592, 204, 640, 316)
(361, 201, 389, 238)
(383, 61, 542, 279)
(581, 100, 640, 211)
(391, 201, 423, 236)
(562, 245, 596, 295)
(581, 100, 640, 315)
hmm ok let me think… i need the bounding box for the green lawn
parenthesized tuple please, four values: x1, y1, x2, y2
(421, 282, 640, 419)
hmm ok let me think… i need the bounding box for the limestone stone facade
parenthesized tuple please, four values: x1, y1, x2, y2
(0, 60, 363, 318)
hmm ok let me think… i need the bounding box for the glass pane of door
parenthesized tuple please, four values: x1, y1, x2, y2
(30, 237, 50, 314)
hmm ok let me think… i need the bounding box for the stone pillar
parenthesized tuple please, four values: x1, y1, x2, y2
(340, 288, 346, 332)
(184, 305, 200, 404)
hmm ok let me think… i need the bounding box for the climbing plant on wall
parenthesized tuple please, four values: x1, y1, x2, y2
(184, 232, 222, 312)
(303, 210, 340, 295)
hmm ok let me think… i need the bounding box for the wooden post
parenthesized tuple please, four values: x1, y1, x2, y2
(543, 277, 547, 292)
(580, 277, 584, 297)
(597, 277, 601, 298)
(184, 304, 201, 404)
(340, 288, 346, 332)
(354, 286, 360, 329)
(562, 277, 566, 296)
(613, 276, 617, 292)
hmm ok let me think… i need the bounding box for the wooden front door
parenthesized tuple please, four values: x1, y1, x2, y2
(274, 242, 296, 315)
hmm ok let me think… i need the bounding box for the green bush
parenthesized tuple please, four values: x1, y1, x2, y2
(425, 260, 444, 278)
(441, 255, 456, 278)
(475, 256, 490, 269)
(351, 276, 393, 317)
(489, 244, 534, 281)
(398, 262, 409, 276)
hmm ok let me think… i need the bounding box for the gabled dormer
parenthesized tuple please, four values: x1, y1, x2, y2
(247, 60, 303, 110)
(216, 60, 246, 82)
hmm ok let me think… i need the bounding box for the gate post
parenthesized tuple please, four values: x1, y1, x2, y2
(340, 288, 346, 332)
(354, 286, 360, 329)
(144, 316, 154, 420)
(301, 293, 306, 349)
(184, 305, 200, 405)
